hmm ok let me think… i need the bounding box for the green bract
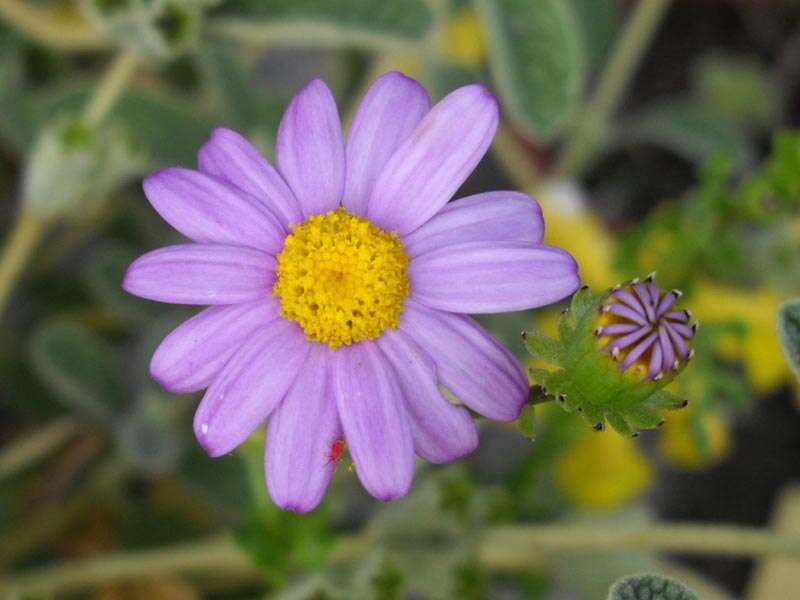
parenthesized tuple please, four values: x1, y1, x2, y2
(524, 285, 689, 436)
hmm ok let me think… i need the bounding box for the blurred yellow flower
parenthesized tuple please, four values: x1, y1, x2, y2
(692, 281, 789, 393)
(555, 429, 652, 510)
(658, 406, 730, 470)
(440, 8, 487, 68)
(538, 181, 620, 289)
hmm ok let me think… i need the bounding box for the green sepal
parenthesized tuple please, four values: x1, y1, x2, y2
(523, 286, 691, 435)
(569, 285, 595, 320)
(522, 330, 563, 364)
(557, 308, 576, 343)
(645, 389, 687, 411)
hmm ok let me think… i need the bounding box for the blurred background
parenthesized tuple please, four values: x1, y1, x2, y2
(1, 0, 800, 598)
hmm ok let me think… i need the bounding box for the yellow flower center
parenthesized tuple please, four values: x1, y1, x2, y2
(273, 207, 410, 349)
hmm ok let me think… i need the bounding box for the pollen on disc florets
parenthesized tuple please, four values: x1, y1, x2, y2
(273, 207, 410, 349)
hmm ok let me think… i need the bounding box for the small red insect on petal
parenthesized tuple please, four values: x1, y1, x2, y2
(326, 438, 345, 467)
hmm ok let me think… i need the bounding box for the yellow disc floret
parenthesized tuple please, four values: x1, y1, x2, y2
(273, 208, 410, 349)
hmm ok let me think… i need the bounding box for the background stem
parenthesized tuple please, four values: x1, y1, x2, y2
(83, 52, 139, 126)
(479, 523, 800, 570)
(0, 418, 81, 481)
(0, 209, 47, 318)
(554, 0, 672, 179)
(0, 0, 109, 51)
(0, 536, 260, 597)
(4, 521, 800, 597)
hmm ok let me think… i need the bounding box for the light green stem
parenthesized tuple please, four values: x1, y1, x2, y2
(83, 52, 139, 126)
(480, 523, 800, 570)
(4, 522, 800, 596)
(0, 535, 260, 597)
(0, 418, 81, 481)
(554, 0, 672, 179)
(0, 209, 47, 318)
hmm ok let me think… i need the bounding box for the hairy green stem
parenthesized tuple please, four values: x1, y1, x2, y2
(4, 521, 800, 596)
(554, 0, 672, 179)
(0, 418, 81, 481)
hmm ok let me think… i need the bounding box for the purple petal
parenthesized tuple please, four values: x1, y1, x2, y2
(197, 128, 303, 227)
(633, 284, 656, 322)
(143, 168, 286, 254)
(367, 85, 499, 235)
(344, 72, 430, 217)
(658, 326, 676, 371)
(276, 79, 345, 218)
(402, 192, 544, 257)
(656, 292, 678, 318)
(265, 344, 341, 512)
(194, 319, 309, 457)
(646, 342, 663, 380)
(376, 328, 478, 464)
(613, 289, 647, 317)
(620, 331, 658, 370)
(666, 310, 690, 323)
(123, 244, 275, 305)
(400, 300, 527, 421)
(604, 303, 648, 326)
(664, 322, 689, 360)
(606, 325, 652, 353)
(668, 322, 695, 339)
(150, 298, 280, 394)
(409, 241, 579, 313)
(647, 282, 660, 304)
(332, 342, 414, 501)
(597, 323, 640, 336)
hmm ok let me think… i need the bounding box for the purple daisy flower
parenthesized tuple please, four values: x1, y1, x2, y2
(123, 72, 580, 511)
(595, 275, 697, 381)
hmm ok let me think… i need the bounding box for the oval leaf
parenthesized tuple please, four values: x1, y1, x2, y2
(478, 0, 586, 140)
(619, 101, 753, 169)
(29, 319, 125, 420)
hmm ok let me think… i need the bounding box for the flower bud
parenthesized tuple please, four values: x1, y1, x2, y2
(524, 276, 697, 436)
(23, 117, 145, 221)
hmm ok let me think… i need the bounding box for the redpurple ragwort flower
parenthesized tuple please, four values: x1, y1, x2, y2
(123, 72, 580, 511)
